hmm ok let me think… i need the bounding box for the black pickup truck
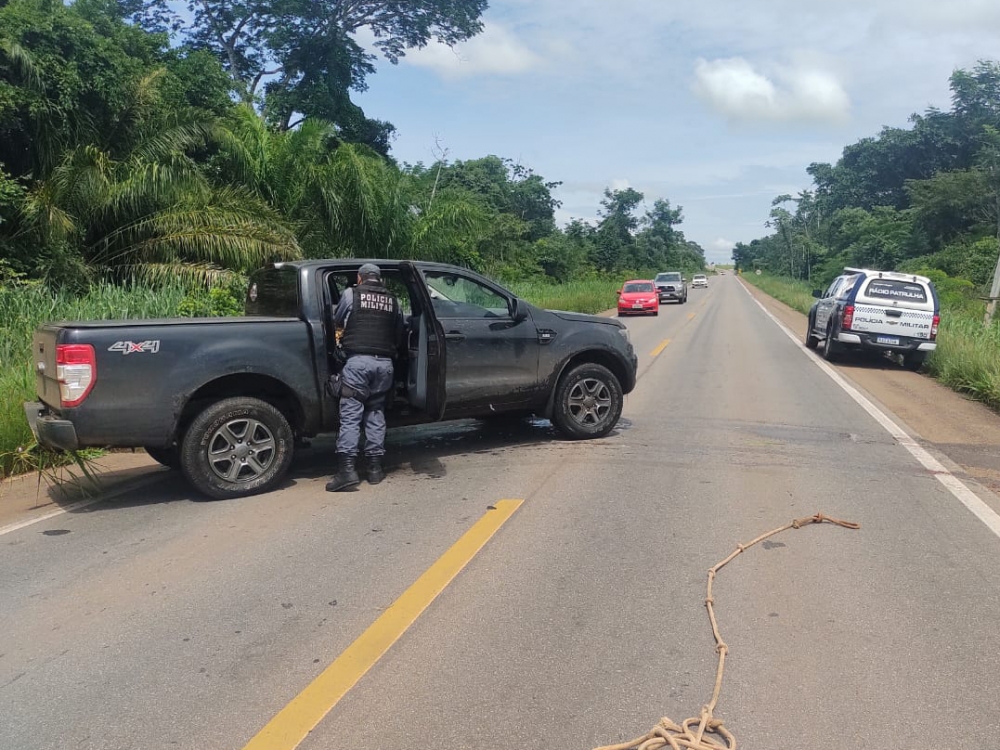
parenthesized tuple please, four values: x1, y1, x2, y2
(25, 259, 638, 499)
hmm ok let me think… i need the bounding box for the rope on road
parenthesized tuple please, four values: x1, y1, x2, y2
(593, 512, 861, 750)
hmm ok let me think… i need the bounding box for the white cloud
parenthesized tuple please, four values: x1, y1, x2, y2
(712, 238, 737, 253)
(693, 57, 851, 123)
(610, 178, 632, 191)
(403, 24, 542, 78)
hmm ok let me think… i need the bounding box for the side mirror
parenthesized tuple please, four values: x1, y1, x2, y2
(812, 289, 822, 298)
(616, 289, 622, 296)
(512, 297, 529, 323)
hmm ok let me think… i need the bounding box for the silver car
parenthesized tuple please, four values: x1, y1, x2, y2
(654, 271, 688, 304)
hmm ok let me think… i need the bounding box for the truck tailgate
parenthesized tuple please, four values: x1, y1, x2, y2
(32, 327, 61, 409)
(851, 304, 934, 340)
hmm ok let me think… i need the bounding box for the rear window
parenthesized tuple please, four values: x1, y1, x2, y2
(863, 279, 928, 303)
(245, 267, 300, 317)
(624, 282, 654, 293)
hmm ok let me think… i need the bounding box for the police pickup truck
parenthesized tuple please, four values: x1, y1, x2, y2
(806, 267, 939, 370)
(25, 260, 638, 499)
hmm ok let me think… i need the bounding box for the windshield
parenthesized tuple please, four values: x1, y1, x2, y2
(623, 282, 654, 293)
(694, 275, 706, 280)
(656, 273, 682, 282)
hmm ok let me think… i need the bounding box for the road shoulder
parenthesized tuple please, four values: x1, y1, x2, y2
(741, 277, 1000, 500)
(0, 450, 163, 531)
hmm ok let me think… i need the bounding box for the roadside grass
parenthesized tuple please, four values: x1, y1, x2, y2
(741, 272, 815, 315)
(509, 278, 618, 315)
(742, 272, 1000, 412)
(925, 313, 1000, 408)
(0, 282, 190, 478)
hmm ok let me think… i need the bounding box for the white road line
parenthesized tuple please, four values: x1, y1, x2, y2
(740, 281, 1000, 541)
(0, 472, 166, 537)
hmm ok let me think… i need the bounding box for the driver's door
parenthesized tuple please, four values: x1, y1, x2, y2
(400, 262, 447, 421)
(420, 268, 541, 413)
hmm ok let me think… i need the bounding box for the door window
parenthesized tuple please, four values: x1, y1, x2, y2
(424, 272, 511, 319)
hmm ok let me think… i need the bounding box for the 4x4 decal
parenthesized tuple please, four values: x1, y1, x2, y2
(108, 340, 161, 354)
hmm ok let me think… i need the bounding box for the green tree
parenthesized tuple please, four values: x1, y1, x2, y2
(0, 0, 297, 285)
(594, 187, 643, 272)
(143, 0, 488, 143)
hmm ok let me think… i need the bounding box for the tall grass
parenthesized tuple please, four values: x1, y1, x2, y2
(510, 279, 618, 315)
(0, 282, 191, 477)
(742, 272, 1000, 411)
(741, 272, 815, 315)
(925, 313, 1000, 407)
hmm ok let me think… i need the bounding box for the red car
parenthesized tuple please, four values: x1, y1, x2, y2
(617, 280, 660, 316)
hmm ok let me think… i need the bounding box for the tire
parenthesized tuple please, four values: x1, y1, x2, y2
(822, 323, 840, 362)
(903, 351, 927, 371)
(144, 445, 180, 470)
(652, 309, 659, 316)
(551, 363, 624, 440)
(180, 396, 295, 500)
(805, 314, 820, 350)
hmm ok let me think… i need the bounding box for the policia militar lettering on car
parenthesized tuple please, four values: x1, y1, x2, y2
(24, 260, 638, 500)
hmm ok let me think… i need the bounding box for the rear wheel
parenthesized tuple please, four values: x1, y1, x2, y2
(144, 445, 180, 470)
(180, 396, 295, 500)
(805, 314, 820, 350)
(903, 351, 928, 371)
(551, 363, 624, 440)
(822, 323, 840, 361)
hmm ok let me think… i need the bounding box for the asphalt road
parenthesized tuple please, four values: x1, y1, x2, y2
(3, 275, 1000, 750)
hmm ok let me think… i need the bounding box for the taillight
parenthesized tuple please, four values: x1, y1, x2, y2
(842, 305, 855, 330)
(56, 344, 96, 407)
(931, 314, 940, 340)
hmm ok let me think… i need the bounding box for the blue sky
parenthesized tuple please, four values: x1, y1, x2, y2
(354, 0, 1000, 264)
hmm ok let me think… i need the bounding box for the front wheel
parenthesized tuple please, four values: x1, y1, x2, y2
(551, 363, 624, 440)
(180, 397, 295, 500)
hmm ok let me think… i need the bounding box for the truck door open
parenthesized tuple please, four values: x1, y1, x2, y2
(400, 262, 447, 421)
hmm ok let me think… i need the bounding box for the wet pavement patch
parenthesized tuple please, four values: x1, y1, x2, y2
(41, 529, 71, 536)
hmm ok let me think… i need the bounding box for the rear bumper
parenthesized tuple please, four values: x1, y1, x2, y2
(24, 401, 80, 451)
(835, 332, 936, 353)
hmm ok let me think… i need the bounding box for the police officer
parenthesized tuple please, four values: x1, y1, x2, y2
(326, 263, 404, 492)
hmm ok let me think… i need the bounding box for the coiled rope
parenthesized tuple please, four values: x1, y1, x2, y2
(594, 512, 861, 750)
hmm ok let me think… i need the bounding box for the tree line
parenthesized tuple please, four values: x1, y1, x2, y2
(0, 0, 704, 293)
(733, 60, 1000, 297)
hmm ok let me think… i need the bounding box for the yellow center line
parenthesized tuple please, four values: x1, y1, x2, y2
(650, 338, 671, 358)
(241, 499, 524, 750)
(687, 312, 696, 321)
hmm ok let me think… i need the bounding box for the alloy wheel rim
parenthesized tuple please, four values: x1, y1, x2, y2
(206, 418, 276, 483)
(567, 378, 613, 426)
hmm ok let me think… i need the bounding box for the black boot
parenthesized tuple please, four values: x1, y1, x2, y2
(366, 455, 385, 485)
(325, 454, 359, 492)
